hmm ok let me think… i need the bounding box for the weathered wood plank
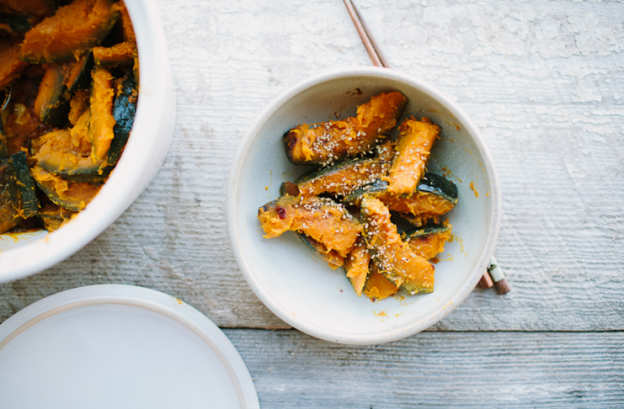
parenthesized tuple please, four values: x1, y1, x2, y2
(1, 0, 623, 332)
(227, 329, 624, 409)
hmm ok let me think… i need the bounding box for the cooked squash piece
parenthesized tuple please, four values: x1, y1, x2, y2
(361, 196, 435, 294)
(20, 0, 120, 63)
(64, 52, 94, 93)
(33, 63, 71, 127)
(375, 138, 395, 162)
(93, 41, 135, 67)
(31, 165, 101, 211)
(283, 91, 407, 165)
(297, 158, 389, 198)
(10, 151, 38, 218)
(299, 233, 344, 269)
(0, 157, 20, 233)
(402, 224, 452, 260)
(258, 195, 362, 258)
(115, 1, 136, 44)
(0, 38, 28, 91)
(363, 263, 399, 300)
(89, 65, 116, 160)
(39, 203, 75, 232)
(108, 72, 136, 166)
(1, 0, 56, 18)
(383, 117, 440, 196)
(344, 237, 370, 296)
(35, 113, 109, 182)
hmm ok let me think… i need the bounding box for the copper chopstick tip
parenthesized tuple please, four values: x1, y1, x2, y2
(488, 256, 512, 295)
(479, 272, 494, 289)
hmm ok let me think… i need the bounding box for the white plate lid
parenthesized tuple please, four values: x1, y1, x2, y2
(0, 285, 259, 409)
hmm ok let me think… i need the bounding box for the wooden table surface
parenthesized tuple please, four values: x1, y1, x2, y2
(2, 0, 624, 407)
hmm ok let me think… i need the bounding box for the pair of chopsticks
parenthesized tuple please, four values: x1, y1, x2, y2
(342, 0, 510, 295)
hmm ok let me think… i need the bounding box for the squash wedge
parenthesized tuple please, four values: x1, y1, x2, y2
(89, 65, 116, 160)
(10, 151, 38, 218)
(39, 203, 75, 232)
(93, 41, 135, 67)
(20, 0, 120, 63)
(284, 91, 407, 165)
(402, 224, 452, 260)
(31, 165, 101, 211)
(344, 237, 370, 296)
(33, 63, 71, 127)
(0, 157, 20, 233)
(299, 233, 345, 269)
(362, 263, 399, 300)
(360, 196, 435, 294)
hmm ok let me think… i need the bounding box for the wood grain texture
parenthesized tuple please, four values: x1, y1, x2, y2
(228, 329, 624, 408)
(1, 0, 624, 332)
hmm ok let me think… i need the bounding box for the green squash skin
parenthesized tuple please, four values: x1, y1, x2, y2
(296, 158, 388, 197)
(343, 179, 389, 205)
(298, 234, 343, 268)
(66, 51, 94, 93)
(0, 14, 33, 33)
(108, 72, 136, 167)
(401, 224, 452, 241)
(417, 173, 458, 205)
(39, 205, 74, 232)
(36, 64, 70, 127)
(10, 152, 38, 218)
(39, 159, 109, 183)
(0, 158, 20, 233)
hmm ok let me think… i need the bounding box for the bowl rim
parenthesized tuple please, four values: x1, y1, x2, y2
(0, 0, 176, 283)
(227, 66, 501, 345)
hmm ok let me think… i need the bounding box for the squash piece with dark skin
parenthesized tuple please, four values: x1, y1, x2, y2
(299, 233, 345, 269)
(360, 196, 435, 294)
(402, 224, 452, 261)
(283, 91, 407, 166)
(64, 52, 94, 94)
(383, 117, 440, 196)
(108, 72, 137, 166)
(20, 0, 120, 63)
(10, 151, 38, 218)
(33, 63, 71, 127)
(296, 158, 389, 198)
(0, 37, 28, 91)
(362, 263, 399, 301)
(89, 65, 116, 160)
(31, 165, 101, 211)
(258, 195, 362, 258)
(344, 237, 370, 296)
(39, 203, 75, 232)
(93, 41, 135, 67)
(0, 157, 20, 233)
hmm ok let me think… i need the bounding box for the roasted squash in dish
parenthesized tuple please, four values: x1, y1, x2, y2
(0, 0, 138, 234)
(259, 92, 458, 302)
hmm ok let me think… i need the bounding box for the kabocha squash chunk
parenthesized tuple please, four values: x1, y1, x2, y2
(296, 158, 389, 198)
(108, 72, 137, 166)
(89, 66, 116, 160)
(0, 38, 28, 91)
(31, 165, 100, 211)
(375, 138, 395, 162)
(0, 158, 20, 233)
(258, 195, 362, 258)
(10, 152, 38, 218)
(344, 237, 370, 296)
(361, 196, 435, 294)
(33, 63, 71, 127)
(383, 117, 440, 196)
(68, 90, 90, 125)
(402, 224, 452, 260)
(283, 91, 407, 165)
(299, 234, 344, 269)
(20, 0, 120, 63)
(93, 42, 135, 67)
(64, 52, 94, 94)
(39, 203, 75, 232)
(363, 263, 399, 301)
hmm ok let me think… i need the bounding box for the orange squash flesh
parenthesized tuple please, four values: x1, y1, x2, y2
(297, 160, 389, 198)
(363, 264, 399, 300)
(68, 90, 90, 125)
(384, 117, 440, 196)
(344, 237, 370, 296)
(361, 196, 435, 294)
(284, 91, 407, 165)
(0, 38, 28, 90)
(33, 63, 69, 123)
(258, 195, 362, 258)
(92, 41, 135, 66)
(20, 0, 120, 63)
(381, 190, 456, 221)
(405, 224, 452, 260)
(375, 138, 395, 162)
(31, 165, 100, 211)
(89, 66, 116, 160)
(300, 234, 344, 269)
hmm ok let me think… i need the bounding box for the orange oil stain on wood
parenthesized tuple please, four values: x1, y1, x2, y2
(470, 181, 479, 197)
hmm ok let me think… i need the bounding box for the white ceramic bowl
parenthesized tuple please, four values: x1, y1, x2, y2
(0, 0, 175, 282)
(228, 67, 501, 345)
